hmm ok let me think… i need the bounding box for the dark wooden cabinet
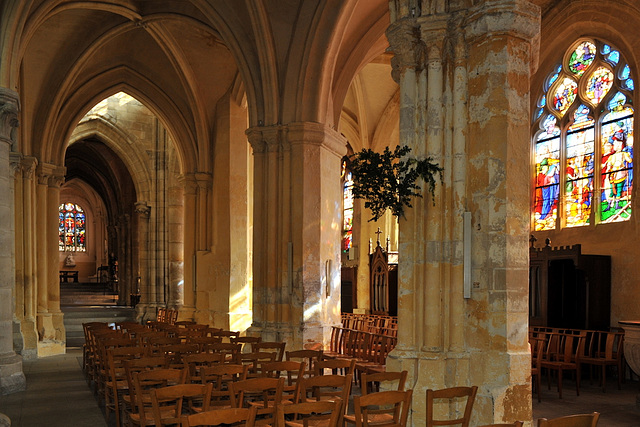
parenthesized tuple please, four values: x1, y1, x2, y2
(529, 243, 611, 330)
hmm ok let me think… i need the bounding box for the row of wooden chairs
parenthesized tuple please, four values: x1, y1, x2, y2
(529, 326, 625, 400)
(325, 327, 397, 379)
(342, 312, 398, 337)
(156, 307, 179, 324)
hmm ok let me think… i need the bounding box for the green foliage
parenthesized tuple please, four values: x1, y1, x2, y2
(349, 145, 443, 222)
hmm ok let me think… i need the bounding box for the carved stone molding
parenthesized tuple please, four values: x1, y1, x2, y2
(178, 174, 198, 195)
(20, 156, 38, 180)
(0, 88, 20, 148)
(134, 201, 151, 219)
(246, 125, 284, 154)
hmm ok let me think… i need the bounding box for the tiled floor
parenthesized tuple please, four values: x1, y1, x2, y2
(0, 348, 639, 426)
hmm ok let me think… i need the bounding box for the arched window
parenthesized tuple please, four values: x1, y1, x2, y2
(533, 39, 634, 231)
(59, 203, 86, 252)
(342, 159, 354, 253)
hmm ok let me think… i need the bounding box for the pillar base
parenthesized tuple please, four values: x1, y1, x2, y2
(18, 318, 38, 361)
(0, 352, 26, 395)
(36, 340, 65, 357)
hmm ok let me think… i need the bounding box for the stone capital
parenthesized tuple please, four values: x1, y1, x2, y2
(465, 0, 541, 44)
(286, 122, 347, 158)
(246, 125, 283, 154)
(178, 174, 198, 195)
(386, 19, 425, 82)
(20, 156, 38, 180)
(195, 172, 212, 190)
(134, 201, 151, 219)
(0, 88, 19, 149)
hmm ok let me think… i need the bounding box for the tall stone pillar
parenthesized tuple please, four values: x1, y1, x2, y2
(46, 168, 65, 348)
(0, 87, 26, 394)
(15, 156, 39, 359)
(247, 122, 346, 349)
(386, 1, 539, 424)
(180, 174, 197, 319)
(134, 201, 152, 320)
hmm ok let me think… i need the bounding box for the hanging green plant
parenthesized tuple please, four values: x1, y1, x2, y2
(349, 145, 443, 222)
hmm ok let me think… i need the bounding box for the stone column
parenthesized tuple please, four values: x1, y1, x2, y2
(247, 122, 346, 349)
(134, 201, 152, 320)
(180, 174, 197, 319)
(0, 87, 26, 394)
(16, 156, 38, 359)
(46, 168, 65, 347)
(385, 1, 540, 424)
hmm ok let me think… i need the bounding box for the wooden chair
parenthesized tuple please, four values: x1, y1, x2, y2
(314, 358, 356, 377)
(238, 351, 277, 378)
(426, 386, 477, 427)
(188, 336, 223, 353)
(286, 349, 323, 377)
(537, 412, 600, 427)
(210, 330, 240, 342)
(231, 336, 263, 352)
(123, 356, 170, 421)
(200, 364, 249, 409)
(151, 383, 213, 426)
(129, 368, 188, 426)
(296, 374, 352, 427)
(360, 370, 407, 395)
(530, 336, 545, 402)
(183, 407, 258, 427)
(229, 377, 285, 425)
(344, 372, 407, 426)
(157, 343, 200, 367)
(352, 389, 413, 427)
(183, 352, 226, 382)
(580, 331, 624, 392)
(480, 423, 524, 427)
(252, 341, 287, 362)
(262, 361, 306, 402)
(323, 327, 346, 359)
(205, 342, 242, 362)
(105, 345, 147, 427)
(275, 399, 343, 427)
(541, 332, 585, 398)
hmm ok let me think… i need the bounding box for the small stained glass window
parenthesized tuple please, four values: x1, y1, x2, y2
(59, 203, 86, 252)
(532, 39, 634, 230)
(342, 160, 354, 253)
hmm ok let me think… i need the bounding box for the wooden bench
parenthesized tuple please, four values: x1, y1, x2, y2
(59, 270, 79, 282)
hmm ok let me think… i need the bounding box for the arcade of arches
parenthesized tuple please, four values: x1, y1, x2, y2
(1, 0, 640, 425)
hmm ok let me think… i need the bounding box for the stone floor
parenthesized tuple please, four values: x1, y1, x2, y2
(0, 348, 638, 426)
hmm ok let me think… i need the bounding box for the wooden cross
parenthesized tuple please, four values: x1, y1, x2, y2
(375, 227, 382, 245)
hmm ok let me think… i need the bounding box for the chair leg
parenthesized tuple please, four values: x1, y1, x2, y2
(602, 365, 607, 392)
(558, 368, 563, 399)
(576, 365, 580, 396)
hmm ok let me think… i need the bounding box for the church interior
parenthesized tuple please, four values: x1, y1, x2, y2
(1, 0, 640, 425)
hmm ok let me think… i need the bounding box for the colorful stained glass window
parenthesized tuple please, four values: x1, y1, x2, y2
(600, 108, 633, 223)
(59, 203, 86, 252)
(552, 77, 578, 116)
(565, 106, 595, 227)
(534, 116, 561, 231)
(585, 67, 613, 105)
(342, 160, 354, 253)
(533, 39, 634, 230)
(568, 41, 596, 76)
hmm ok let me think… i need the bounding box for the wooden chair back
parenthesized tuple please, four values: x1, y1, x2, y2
(537, 412, 600, 427)
(314, 358, 356, 376)
(275, 399, 343, 427)
(361, 370, 407, 395)
(151, 383, 213, 426)
(262, 361, 306, 400)
(183, 352, 226, 381)
(296, 374, 352, 427)
(285, 349, 323, 377)
(426, 386, 477, 427)
(353, 389, 413, 427)
(252, 341, 287, 362)
(229, 377, 285, 425)
(200, 364, 249, 409)
(183, 407, 258, 427)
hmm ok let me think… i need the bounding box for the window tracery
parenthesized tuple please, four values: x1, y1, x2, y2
(533, 39, 634, 231)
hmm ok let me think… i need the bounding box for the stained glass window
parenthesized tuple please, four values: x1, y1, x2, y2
(342, 160, 354, 253)
(533, 39, 634, 230)
(59, 203, 87, 252)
